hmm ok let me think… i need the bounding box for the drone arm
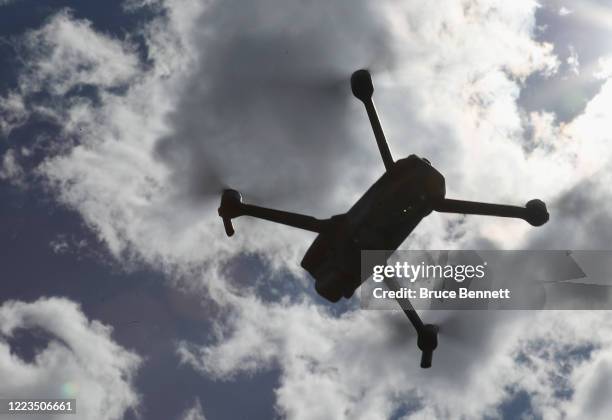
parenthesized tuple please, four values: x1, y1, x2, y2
(384, 277, 439, 368)
(351, 70, 394, 171)
(384, 278, 426, 333)
(362, 99, 394, 171)
(432, 198, 549, 226)
(434, 198, 524, 218)
(218, 189, 330, 236)
(384, 278, 425, 332)
(239, 203, 330, 233)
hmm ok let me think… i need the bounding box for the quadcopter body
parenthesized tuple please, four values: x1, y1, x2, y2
(218, 69, 549, 367)
(301, 154, 444, 303)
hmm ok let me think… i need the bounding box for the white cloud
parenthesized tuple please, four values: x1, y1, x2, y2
(179, 398, 207, 420)
(567, 45, 580, 75)
(0, 93, 28, 136)
(565, 349, 612, 420)
(177, 293, 612, 419)
(18, 10, 139, 96)
(1, 0, 565, 271)
(3, 0, 612, 419)
(0, 149, 25, 186)
(0, 297, 142, 420)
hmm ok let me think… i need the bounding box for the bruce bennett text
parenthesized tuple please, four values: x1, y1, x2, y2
(372, 287, 511, 300)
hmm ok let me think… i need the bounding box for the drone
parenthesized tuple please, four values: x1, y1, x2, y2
(218, 69, 549, 368)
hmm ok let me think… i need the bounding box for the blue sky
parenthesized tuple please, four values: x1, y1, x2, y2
(2, 1, 612, 419)
(0, 3, 277, 419)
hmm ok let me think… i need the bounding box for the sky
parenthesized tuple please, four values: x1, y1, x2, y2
(1, 0, 612, 419)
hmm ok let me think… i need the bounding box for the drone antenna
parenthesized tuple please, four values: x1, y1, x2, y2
(351, 69, 395, 171)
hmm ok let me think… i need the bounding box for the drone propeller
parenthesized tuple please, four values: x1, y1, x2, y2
(384, 272, 498, 368)
(384, 307, 499, 363)
(384, 277, 440, 368)
(430, 311, 478, 345)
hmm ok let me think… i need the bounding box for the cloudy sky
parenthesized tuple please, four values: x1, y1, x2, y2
(1, 0, 612, 419)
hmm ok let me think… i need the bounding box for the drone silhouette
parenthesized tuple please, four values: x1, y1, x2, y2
(218, 69, 549, 368)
